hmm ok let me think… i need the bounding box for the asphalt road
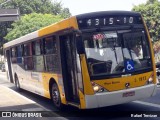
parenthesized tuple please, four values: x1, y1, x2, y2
(0, 71, 160, 120)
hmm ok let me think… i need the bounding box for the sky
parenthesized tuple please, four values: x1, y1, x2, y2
(57, 0, 148, 15)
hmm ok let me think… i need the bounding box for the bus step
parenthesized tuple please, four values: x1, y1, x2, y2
(67, 102, 79, 108)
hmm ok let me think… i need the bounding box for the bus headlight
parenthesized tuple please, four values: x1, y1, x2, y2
(146, 73, 154, 84)
(91, 82, 108, 93)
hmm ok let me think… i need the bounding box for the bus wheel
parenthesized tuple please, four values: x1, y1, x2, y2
(15, 75, 21, 92)
(51, 83, 63, 109)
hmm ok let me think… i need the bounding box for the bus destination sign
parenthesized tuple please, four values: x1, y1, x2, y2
(77, 16, 142, 29)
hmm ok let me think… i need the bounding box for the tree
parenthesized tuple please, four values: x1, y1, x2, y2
(5, 13, 63, 41)
(132, 0, 160, 42)
(0, 0, 71, 17)
(0, 0, 71, 54)
(60, 8, 72, 19)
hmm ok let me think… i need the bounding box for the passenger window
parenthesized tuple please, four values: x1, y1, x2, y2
(45, 37, 57, 54)
(32, 40, 45, 72)
(11, 47, 17, 57)
(17, 45, 23, 64)
(33, 40, 42, 55)
(17, 45, 23, 57)
(24, 57, 33, 70)
(11, 47, 17, 63)
(23, 42, 33, 70)
(44, 36, 59, 72)
(24, 43, 32, 56)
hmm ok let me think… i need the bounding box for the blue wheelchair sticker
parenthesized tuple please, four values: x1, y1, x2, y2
(124, 60, 134, 72)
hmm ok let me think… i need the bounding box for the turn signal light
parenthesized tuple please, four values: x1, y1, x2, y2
(146, 73, 154, 85)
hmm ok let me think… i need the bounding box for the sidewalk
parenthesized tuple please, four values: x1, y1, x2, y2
(0, 85, 47, 111)
(0, 72, 67, 119)
(0, 71, 47, 111)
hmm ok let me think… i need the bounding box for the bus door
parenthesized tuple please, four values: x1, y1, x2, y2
(59, 34, 80, 103)
(6, 49, 14, 83)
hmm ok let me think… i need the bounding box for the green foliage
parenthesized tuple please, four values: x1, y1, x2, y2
(0, 0, 71, 54)
(5, 13, 63, 41)
(0, 0, 71, 17)
(132, 0, 160, 41)
(60, 8, 72, 19)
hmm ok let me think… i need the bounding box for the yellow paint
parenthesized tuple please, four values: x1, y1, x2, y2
(142, 15, 156, 84)
(38, 16, 78, 37)
(41, 73, 58, 98)
(80, 54, 94, 95)
(41, 73, 66, 104)
(57, 74, 67, 104)
(78, 90, 86, 109)
(36, 16, 79, 103)
(93, 72, 153, 92)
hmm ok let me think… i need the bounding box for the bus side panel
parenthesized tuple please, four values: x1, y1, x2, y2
(79, 90, 86, 109)
(12, 64, 36, 93)
(80, 54, 94, 95)
(41, 73, 67, 104)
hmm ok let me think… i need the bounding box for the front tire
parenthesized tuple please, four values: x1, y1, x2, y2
(51, 83, 63, 109)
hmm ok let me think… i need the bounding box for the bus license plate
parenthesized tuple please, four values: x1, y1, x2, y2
(123, 91, 135, 97)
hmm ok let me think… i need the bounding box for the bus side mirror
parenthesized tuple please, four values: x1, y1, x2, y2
(76, 36, 85, 54)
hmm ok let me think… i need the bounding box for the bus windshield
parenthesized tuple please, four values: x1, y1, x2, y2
(83, 29, 152, 76)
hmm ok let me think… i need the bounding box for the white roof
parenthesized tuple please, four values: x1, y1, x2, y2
(4, 31, 38, 49)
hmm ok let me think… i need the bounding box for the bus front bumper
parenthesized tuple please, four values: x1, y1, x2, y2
(85, 84, 156, 109)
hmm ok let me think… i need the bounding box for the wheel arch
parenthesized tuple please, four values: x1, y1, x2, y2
(49, 78, 58, 98)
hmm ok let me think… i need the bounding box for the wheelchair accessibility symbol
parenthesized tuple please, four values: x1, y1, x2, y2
(127, 62, 133, 70)
(125, 60, 134, 72)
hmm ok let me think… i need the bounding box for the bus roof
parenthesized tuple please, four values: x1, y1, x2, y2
(4, 11, 141, 49)
(4, 16, 78, 49)
(76, 11, 141, 19)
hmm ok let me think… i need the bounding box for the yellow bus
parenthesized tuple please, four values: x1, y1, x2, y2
(3, 11, 157, 109)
